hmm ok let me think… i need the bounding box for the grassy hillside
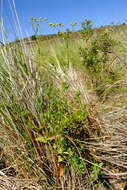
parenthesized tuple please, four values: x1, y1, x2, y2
(0, 22, 127, 190)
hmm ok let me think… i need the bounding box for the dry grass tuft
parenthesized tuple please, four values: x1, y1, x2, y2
(0, 176, 42, 190)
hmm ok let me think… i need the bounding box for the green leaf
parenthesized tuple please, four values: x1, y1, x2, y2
(90, 162, 104, 182)
(58, 155, 64, 163)
(36, 136, 48, 143)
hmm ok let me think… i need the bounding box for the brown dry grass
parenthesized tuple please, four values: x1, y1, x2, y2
(0, 176, 42, 190)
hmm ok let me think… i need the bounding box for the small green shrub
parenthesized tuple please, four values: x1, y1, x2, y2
(80, 18, 94, 41)
(31, 35, 37, 40)
(90, 162, 104, 182)
(36, 89, 88, 175)
(79, 29, 120, 98)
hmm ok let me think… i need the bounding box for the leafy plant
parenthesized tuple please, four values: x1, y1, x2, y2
(80, 28, 120, 98)
(90, 162, 104, 182)
(30, 17, 48, 36)
(34, 87, 89, 175)
(81, 18, 94, 41)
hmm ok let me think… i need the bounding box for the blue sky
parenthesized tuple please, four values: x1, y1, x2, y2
(1, 0, 127, 42)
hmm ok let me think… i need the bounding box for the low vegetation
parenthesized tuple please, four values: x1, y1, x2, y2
(0, 17, 127, 190)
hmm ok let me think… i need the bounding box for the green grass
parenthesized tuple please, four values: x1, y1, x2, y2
(0, 20, 127, 189)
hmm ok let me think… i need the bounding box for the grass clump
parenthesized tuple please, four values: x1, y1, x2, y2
(0, 41, 100, 189)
